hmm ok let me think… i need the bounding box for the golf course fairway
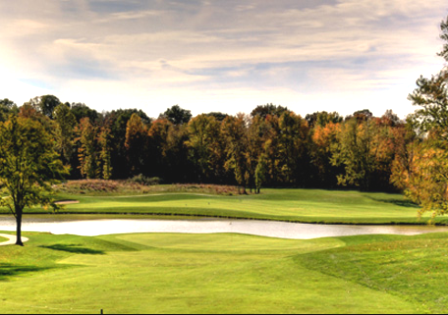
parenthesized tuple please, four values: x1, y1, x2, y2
(22, 188, 444, 225)
(0, 231, 447, 313)
(46, 189, 447, 224)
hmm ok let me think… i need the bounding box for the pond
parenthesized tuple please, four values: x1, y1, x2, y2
(0, 216, 448, 239)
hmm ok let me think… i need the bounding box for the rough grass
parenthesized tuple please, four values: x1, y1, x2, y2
(55, 180, 240, 196)
(0, 232, 438, 314)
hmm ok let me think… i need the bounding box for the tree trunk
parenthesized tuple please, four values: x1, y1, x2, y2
(15, 211, 23, 246)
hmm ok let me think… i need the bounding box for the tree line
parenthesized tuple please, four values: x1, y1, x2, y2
(0, 96, 418, 194)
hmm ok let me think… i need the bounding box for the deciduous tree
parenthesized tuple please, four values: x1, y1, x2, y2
(222, 115, 249, 193)
(99, 125, 114, 180)
(399, 15, 448, 216)
(160, 105, 192, 125)
(77, 118, 99, 179)
(54, 103, 77, 164)
(26, 95, 61, 119)
(186, 115, 220, 181)
(125, 114, 148, 176)
(0, 116, 67, 245)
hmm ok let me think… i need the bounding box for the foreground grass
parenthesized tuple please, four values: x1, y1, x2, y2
(2, 231, 446, 313)
(1, 188, 441, 225)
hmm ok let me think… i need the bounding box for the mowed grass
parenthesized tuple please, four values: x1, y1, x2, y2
(0, 236, 8, 243)
(1, 188, 442, 225)
(3, 231, 447, 313)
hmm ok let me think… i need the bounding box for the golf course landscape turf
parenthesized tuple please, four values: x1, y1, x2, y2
(3, 188, 441, 225)
(0, 232, 447, 313)
(1, 188, 448, 313)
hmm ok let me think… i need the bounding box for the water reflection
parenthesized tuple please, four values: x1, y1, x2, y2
(0, 216, 447, 239)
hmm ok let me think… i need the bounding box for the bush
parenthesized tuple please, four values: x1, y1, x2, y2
(56, 179, 148, 195)
(56, 179, 241, 196)
(128, 175, 162, 186)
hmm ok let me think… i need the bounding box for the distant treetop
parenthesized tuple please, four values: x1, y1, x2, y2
(159, 105, 192, 125)
(205, 112, 229, 122)
(306, 111, 343, 127)
(25, 95, 61, 119)
(346, 109, 373, 122)
(70, 103, 100, 123)
(250, 104, 290, 119)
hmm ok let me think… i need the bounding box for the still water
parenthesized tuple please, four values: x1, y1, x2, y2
(1, 216, 448, 239)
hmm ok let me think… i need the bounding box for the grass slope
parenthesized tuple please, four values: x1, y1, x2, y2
(0, 232, 434, 314)
(296, 233, 448, 314)
(2, 188, 442, 225)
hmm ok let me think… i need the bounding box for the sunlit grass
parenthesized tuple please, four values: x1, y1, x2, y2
(0, 232, 432, 314)
(296, 233, 448, 313)
(2, 188, 438, 225)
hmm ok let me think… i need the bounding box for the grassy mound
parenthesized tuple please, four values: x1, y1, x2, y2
(1, 231, 442, 313)
(296, 233, 448, 313)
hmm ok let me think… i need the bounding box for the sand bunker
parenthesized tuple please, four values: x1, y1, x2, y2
(55, 200, 80, 205)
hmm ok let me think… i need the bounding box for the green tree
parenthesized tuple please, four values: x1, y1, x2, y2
(250, 103, 290, 119)
(77, 118, 99, 179)
(0, 116, 67, 246)
(125, 114, 148, 176)
(222, 115, 249, 193)
(205, 112, 228, 122)
(438, 16, 448, 62)
(277, 112, 309, 184)
(54, 103, 77, 164)
(255, 153, 268, 194)
(0, 99, 19, 122)
(165, 124, 191, 182)
(160, 105, 192, 125)
(331, 119, 378, 190)
(70, 103, 99, 123)
(186, 115, 214, 181)
(148, 118, 172, 178)
(99, 126, 114, 180)
(107, 109, 151, 178)
(26, 95, 61, 119)
(18, 103, 54, 133)
(306, 111, 343, 128)
(398, 15, 448, 217)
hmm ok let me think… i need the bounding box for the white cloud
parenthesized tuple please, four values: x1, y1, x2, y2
(0, 0, 447, 118)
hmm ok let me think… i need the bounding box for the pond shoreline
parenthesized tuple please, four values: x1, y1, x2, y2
(0, 212, 443, 226)
(1, 217, 447, 239)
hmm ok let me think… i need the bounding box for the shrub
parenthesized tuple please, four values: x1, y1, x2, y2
(128, 174, 161, 186)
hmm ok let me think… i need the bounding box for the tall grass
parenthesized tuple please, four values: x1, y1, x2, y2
(56, 179, 240, 196)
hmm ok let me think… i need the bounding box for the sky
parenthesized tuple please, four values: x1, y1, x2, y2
(1, 0, 447, 119)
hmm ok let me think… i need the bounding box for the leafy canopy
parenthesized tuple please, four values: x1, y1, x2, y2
(0, 116, 68, 218)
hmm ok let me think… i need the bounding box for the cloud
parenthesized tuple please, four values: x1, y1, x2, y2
(0, 0, 447, 118)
